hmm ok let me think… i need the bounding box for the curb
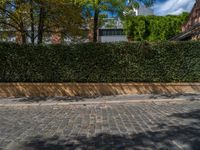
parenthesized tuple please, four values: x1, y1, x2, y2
(0, 98, 191, 107)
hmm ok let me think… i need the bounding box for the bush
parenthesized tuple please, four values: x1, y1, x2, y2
(0, 41, 200, 82)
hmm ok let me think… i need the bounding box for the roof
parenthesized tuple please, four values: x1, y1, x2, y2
(99, 18, 123, 29)
(171, 0, 199, 40)
(170, 23, 200, 40)
(182, 0, 199, 27)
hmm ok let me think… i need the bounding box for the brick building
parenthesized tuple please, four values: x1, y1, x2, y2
(172, 0, 200, 40)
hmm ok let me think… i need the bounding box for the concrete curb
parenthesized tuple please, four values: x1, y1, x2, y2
(0, 98, 192, 107)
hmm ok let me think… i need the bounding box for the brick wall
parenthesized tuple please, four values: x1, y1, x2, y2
(182, 0, 200, 32)
(0, 83, 200, 97)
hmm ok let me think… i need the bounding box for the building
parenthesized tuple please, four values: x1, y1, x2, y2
(172, 0, 200, 41)
(97, 18, 127, 42)
(137, 5, 154, 16)
(98, 6, 154, 43)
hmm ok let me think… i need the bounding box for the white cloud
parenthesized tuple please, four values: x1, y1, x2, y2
(154, 0, 196, 16)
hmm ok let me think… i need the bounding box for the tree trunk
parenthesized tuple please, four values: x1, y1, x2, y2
(15, 1, 26, 44)
(30, 0, 35, 45)
(19, 21, 26, 44)
(38, 2, 45, 44)
(93, 9, 99, 43)
(21, 32, 27, 44)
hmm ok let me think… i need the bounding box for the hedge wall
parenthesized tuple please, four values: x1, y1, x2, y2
(0, 42, 200, 82)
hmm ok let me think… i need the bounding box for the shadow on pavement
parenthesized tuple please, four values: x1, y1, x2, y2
(9, 96, 99, 103)
(171, 109, 200, 120)
(14, 109, 200, 150)
(149, 93, 200, 101)
(2, 93, 199, 104)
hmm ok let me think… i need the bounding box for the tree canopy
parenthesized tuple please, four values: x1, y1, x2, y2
(0, 0, 83, 44)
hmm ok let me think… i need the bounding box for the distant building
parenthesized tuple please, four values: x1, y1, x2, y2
(97, 18, 127, 42)
(171, 0, 200, 41)
(137, 5, 154, 16)
(98, 6, 154, 43)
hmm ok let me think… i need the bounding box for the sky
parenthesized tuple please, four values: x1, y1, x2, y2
(154, 0, 196, 16)
(106, 0, 196, 17)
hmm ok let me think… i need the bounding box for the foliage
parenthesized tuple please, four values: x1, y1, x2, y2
(123, 12, 189, 41)
(0, 41, 200, 82)
(0, 0, 83, 44)
(81, 0, 122, 42)
(81, 0, 154, 42)
(0, 0, 155, 43)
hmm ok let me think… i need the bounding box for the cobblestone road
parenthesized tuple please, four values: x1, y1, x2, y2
(0, 100, 200, 150)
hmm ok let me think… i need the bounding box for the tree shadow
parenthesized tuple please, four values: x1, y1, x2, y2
(1, 83, 200, 98)
(3, 93, 200, 103)
(16, 126, 200, 150)
(169, 109, 200, 124)
(14, 109, 200, 150)
(149, 93, 200, 101)
(13, 96, 99, 103)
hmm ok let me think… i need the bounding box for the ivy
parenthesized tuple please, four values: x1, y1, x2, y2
(123, 12, 189, 41)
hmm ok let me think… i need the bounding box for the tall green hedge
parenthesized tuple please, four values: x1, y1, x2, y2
(0, 42, 200, 82)
(123, 13, 189, 41)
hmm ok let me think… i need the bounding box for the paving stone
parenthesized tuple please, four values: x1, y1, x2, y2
(0, 101, 200, 149)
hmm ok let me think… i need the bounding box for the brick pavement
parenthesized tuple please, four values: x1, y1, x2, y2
(0, 100, 200, 150)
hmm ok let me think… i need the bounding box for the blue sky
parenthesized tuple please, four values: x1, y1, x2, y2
(154, 0, 195, 16)
(106, 0, 196, 17)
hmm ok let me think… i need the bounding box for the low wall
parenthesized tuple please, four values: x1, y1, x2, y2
(0, 83, 200, 98)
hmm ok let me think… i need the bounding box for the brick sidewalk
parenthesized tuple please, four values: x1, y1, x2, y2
(0, 100, 200, 150)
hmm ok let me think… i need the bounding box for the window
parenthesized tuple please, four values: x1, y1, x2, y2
(99, 29, 125, 36)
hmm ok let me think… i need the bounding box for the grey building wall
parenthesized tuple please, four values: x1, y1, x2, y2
(98, 6, 154, 43)
(98, 35, 128, 43)
(138, 6, 154, 16)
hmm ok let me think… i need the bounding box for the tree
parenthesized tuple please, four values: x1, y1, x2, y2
(0, 0, 84, 44)
(82, 0, 155, 42)
(0, 0, 30, 43)
(82, 0, 120, 42)
(30, 0, 35, 44)
(37, 0, 46, 44)
(42, 0, 84, 43)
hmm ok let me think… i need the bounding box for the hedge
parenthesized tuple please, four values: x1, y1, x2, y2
(0, 41, 200, 82)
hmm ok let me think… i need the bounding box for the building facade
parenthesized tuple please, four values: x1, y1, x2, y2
(172, 0, 200, 41)
(98, 18, 128, 42)
(98, 6, 154, 43)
